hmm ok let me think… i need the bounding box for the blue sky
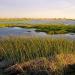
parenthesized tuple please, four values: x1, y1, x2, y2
(0, 0, 75, 18)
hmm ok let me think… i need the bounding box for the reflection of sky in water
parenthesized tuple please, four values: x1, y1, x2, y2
(0, 27, 46, 36)
(0, 27, 75, 40)
(49, 34, 75, 40)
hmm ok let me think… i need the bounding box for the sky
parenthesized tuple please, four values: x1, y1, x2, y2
(0, 0, 75, 18)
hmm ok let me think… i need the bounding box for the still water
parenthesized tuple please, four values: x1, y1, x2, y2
(0, 27, 75, 39)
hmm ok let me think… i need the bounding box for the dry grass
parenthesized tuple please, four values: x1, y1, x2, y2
(2, 53, 75, 75)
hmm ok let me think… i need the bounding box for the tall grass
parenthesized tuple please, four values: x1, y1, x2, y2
(0, 36, 75, 75)
(0, 36, 75, 63)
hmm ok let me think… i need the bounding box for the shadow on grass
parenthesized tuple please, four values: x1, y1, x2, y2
(64, 64, 75, 75)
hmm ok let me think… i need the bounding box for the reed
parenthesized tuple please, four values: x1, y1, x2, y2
(0, 36, 75, 75)
(0, 36, 75, 63)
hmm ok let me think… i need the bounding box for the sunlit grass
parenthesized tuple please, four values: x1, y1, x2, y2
(0, 36, 75, 63)
(0, 36, 75, 75)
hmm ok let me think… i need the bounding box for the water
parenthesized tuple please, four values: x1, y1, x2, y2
(0, 27, 75, 39)
(0, 27, 46, 36)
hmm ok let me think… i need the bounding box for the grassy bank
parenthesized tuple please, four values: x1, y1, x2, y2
(0, 36, 75, 75)
(24, 24, 75, 34)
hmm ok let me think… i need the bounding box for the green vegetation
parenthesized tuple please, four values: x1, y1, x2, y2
(0, 36, 75, 75)
(0, 36, 75, 62)
(25, 24, 75, 34)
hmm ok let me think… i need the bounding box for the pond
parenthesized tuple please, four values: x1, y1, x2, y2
(0, 27, 75, 39)
(0, 27, 47, 36)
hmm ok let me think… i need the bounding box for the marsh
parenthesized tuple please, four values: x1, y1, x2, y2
(0, 27, 75, 40)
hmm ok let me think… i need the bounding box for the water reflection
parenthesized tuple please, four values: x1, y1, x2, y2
(0, 27, 75, 39)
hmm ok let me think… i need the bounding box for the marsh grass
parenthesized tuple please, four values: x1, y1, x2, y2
(0, 36, 75, 75)
(0, 36, 75, 63)
(28, 24, 75, 34)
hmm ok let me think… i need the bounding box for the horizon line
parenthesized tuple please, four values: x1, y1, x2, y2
(0, 17, 75, 20)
